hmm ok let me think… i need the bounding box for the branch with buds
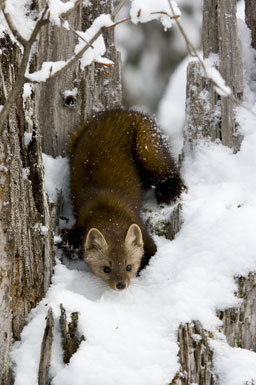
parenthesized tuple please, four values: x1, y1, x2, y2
(0, 0, 126, 131)
(1, 0, 255, 133)
(0, 0, 181, 131)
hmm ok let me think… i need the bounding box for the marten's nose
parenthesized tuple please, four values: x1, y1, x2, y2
(116, 281, 126, 290)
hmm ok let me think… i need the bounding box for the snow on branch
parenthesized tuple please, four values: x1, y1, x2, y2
(48, 0, 83, 25)
(25, 14, 114, 83)
(26, 61, 66, 82)
(130, 0, 180, 29)
(0, 0, 127, 130)
(74, 14, 113, 69)
(205, 66, 231, 97)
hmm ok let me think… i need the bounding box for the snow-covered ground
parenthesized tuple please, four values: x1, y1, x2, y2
(9, 1, 256, 385)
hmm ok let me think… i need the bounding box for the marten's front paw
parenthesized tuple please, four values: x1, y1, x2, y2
(155, 175, 186, 204)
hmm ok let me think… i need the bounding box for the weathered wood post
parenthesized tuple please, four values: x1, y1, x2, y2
(0, 0, 121, 383)
(0, 32, 54, 385)
(245, 0, 256, 49)
(171, 0, 256, 383)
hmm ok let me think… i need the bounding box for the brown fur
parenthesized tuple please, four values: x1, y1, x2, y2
(68, 109, 184, 290)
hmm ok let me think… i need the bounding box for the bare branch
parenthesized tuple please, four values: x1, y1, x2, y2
(111, 0, 128, 21)
(27, 5, 49, 45)
(25, 27, 104, 83)
(0, 0, 117, 131)
(3, 10, 27, 46)
(150, 11, 179, 19)
(24, 1, 131, 83)
(25, 8, 182, 84)
(105, 12, 180, 31)
(95, 61, 114, 67)
(60, 16, 95, 49)
(104, 17, 131, 30)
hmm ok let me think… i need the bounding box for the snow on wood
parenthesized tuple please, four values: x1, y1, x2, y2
(48, 0, 80, 25)
(0, 31, 54, 384)
(2, 0, 256, 384)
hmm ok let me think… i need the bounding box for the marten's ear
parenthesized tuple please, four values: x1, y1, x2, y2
(85, 228, 108, 250)
(125, 224, 143, 248)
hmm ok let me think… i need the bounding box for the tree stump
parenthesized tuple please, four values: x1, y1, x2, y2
(38, 308, 54, 385)
(175, 0, 256, 382)
(0, 32, 54, 384)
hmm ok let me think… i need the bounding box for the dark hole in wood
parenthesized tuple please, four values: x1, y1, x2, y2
(64, 95, 76, 107)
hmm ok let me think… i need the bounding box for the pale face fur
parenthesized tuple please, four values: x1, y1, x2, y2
(84, 224, 144, 290)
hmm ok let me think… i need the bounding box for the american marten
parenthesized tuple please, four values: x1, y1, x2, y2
(67, 109, 184, 290)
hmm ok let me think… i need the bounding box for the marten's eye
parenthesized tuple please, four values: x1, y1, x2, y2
(126, 264, 132, 272)
(104, 266, 111, 274)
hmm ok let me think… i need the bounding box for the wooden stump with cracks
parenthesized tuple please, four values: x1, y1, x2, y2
(38, 308, 54, 385)
(59, 304, 85, 365)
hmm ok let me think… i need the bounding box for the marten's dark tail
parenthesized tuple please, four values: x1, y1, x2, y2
(134, 114, 185, 203)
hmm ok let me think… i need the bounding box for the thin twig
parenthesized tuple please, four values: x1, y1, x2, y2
(60, 16, 95, 49)
(25, 1, 131, 83)
(104, 17, 131, 30)
(111, 0, 128, 21)
(95, 61, 114, 67)
(24, 6, 184, 84)
(150, 11, 179, 19)
(25, 27, 104, 83)
(167, 0, 256, 118)
(106, 12, 179, 31)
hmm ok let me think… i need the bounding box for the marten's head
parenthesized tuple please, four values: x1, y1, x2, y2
(84, 224, 144, 290)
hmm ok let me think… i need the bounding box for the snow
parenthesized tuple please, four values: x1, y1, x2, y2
(25, 61, 66, 83)
(4, 0, 36, 40)
(74, 14, 113, 69)
(158, 55, 193, 159)
(205, 66, 232, 97)
(47, 0, 80, 25)
(63, 88, 78, 98)
(12, 97, 256, 385)
(211, 335, 256, 385)
(130, 0, 181, 29)
(42, 154, 71, 204)
(8, 0, 256, 384)
(42, 154, 75, 229)
(23, 83, 33, 100)
(24, 13, 113, 81)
